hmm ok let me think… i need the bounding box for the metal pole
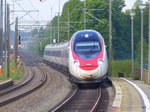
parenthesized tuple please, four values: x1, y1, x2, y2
(15, 17, 18, 69)
(50, 7, 52, 43)
(84, 0, 86, 29)
(131, 18, 134, 75)
(141, 10, 144, 80)
(59, 0, 60, 13)
(130, 12, 136, 75)
(7, 4, 10, 78)
(58, 12, 60, 43)
(0, 0, 3, 68)
(108, 0, 112, 76)
(40, 42, 42, 51)
(148, 0, 150, 84)
(53, 30, 56, 43)
(68, 9, 70, 40)
(13, 0, 14, 22)
(57, 0, 60, 43)
(4, 0, 7, 64)
(1, 0, 3, 67)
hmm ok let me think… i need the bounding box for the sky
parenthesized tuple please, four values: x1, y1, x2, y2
(125, 0, 147, 10)
(7, 0, 147, 30)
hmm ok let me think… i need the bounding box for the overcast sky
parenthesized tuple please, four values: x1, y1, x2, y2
(7, 0, 147, 29)
(125, 0, 147, 10)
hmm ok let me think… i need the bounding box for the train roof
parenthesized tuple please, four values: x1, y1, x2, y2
(45, 30, 103, 49)
(72, 29, 102, 38)
(74, 29, 102, 35)
(45, 41, 69, 49)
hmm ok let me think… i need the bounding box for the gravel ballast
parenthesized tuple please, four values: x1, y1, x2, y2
(0, 65, 72, 112)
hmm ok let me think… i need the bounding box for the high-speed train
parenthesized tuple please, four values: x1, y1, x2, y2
(44, 30, 108, 84)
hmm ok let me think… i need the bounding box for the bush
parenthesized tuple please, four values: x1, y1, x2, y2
(111, 60, 134, 77)
(0, 59, 24, 80)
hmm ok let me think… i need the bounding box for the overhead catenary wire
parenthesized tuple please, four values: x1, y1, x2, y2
(11, 0, 37, 22)
(10, 0, 49, 32)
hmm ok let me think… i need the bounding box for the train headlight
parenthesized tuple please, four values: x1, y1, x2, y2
(98, 59, 104, 65)
(73, 60, 80, 67)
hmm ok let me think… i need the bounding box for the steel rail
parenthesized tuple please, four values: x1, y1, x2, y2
(0, 66, 34, 96)
(51, 87, 101, 112)
(0, 52, 47, 107)
(50, 85, 78, 112)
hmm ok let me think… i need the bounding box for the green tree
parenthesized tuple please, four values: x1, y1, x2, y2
(30, 0, 143, 61)
(134, 0, 143, 8)
(135, 39, 148, 65)
(30, 29, 38, 37)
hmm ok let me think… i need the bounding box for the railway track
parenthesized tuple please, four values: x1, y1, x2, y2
(0, 51, 47, 107)
(7, 50, 113, 112)
(51, 86, 102, 112)
(42, 50, 113, 112)
(0, 66, 34, 97)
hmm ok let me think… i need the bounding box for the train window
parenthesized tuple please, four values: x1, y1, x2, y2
(75, 41, 100, 54)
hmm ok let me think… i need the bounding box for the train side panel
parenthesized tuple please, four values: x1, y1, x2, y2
(44, 42, 69, 67)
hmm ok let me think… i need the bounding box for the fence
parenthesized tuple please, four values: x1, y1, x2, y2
(134, 68, 148, 83)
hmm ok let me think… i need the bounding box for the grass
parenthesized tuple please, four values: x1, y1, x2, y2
(0, 59, 24, 80)
(0, 59, 136, 80)
(111, 60, 138, 78)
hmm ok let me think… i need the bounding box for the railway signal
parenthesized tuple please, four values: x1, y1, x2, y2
(18, 35, 21, 44)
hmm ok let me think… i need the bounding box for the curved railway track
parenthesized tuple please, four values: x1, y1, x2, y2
(42, 49, 113, 112)
(22, 51, 114, 112)
(0, 66, 34, 97)
(51, 86, 102, 112)
(0, 51, 47, 107)
(0, 50, 113, 111)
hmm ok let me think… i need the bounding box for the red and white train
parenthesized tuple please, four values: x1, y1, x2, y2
(44, 30, 108, 84)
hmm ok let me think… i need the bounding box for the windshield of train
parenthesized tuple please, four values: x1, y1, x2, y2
(75, 41, 100, 54)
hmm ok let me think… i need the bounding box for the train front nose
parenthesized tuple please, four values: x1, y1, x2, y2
(69, 30, 106, 82)
(72, 59, 102, 80)
(74, 65, 102, 80)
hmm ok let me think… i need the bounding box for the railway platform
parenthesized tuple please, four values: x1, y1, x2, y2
(0, 80, 13, 90)
(111, 77, 150, 112)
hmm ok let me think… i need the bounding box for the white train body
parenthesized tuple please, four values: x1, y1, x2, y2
(44, 30, 108, 83)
